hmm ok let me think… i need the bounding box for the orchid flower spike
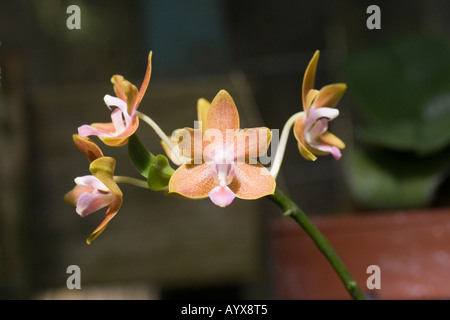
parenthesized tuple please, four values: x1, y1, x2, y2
(168, 90, 276, 207)
(78, 51, 153, 147)
(64, 135, 123, 244)
(294, 50, 346, 161)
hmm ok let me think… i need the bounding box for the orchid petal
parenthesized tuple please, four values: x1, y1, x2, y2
(298, 142, 318, 161)
(136, 51, 152, 108)
(207, 90, 240, 134)
(89, 157, 122, 196)
(208, 186, 236, 207)
(235, 127, 272, 162)
(319, 131, 346, 150)
(76, 191, 114, 217)
(229, 163, 276, 199)
(302, 50, 320, 110)
(104, 95, 131, 123)
(171, 127, 204, 162)
(110, 108, 126, 135)
(306, 118, 330, 143)
(161, 140, 183, 166)
(78, 124, 112, 138)
(96, 118, 139, 147)
(72, 134, 104, 162)
(168, 163, 216, 198)
(305, 107, 339, 131)
(197, 98, 211, 132)
(305, 89, 320, 112)
(86, 195, 122, 245)
(64, 184, 92, 206)
(312, 83, 347, 110)
(110, 75, 138, 115)
(123, 80, 139, 115)
(74, 175, 109, 191)
(309, 142, 342, 160)
(293, 115, 317, 161)
(111, 75, 127, 101)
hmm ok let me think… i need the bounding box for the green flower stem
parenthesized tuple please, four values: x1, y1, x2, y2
(114, 176, 149, 189)
(267, 187, 366, 300)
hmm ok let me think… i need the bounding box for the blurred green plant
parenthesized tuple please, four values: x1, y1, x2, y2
(341, 35, 450, 210)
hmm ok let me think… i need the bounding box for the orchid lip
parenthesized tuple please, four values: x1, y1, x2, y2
(208, 185, 236, 207)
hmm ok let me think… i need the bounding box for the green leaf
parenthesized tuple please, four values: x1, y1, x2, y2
(147, 154, 175, 191)
(128, 134, 155, 178)
(340, 35, 450, 154)
(344, 147, 450, 210)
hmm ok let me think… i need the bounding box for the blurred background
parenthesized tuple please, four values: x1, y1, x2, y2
(1, 0, 449, 299)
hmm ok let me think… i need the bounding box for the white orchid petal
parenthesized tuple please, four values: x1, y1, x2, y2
(305, 107, 339, 130)
(110, 108, 126, 135)
(104, 94, 132, 124)
(305, 118, 329, 144)
(74, 175, 110, 192)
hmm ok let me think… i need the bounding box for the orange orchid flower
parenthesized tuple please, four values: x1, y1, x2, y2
(294, 50, 346, 161)
(64, 135, 123, 244)
(78, 51, 152, 147)
(168, 90, 276, 207)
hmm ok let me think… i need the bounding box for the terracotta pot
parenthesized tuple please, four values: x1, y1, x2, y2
(268, 207, 450, 299)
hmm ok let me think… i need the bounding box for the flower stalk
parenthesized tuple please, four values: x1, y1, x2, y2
(270, 111, 303, 179)
(267, 187, 366, 300)
(137, 111, 184, 165)
(113, 176, 150, 189)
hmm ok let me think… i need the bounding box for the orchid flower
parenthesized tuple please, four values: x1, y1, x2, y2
(293, 50, 346, 161)
(78, 51, 152, 147)
(64, 135, 123, 244)
(168, 90, 276, 207)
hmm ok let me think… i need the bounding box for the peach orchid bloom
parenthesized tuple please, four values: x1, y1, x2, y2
(64, 135, 123, 244)
(294, 50, 346, 161)
(78, 51, 152, 147)
(168, 90, 276, 207)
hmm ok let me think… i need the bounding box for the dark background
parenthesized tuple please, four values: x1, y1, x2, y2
(1, 0, 449, 299)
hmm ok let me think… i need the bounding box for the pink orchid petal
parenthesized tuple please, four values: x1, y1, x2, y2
(78, 124, 111, 137)
(329, 146, 342, 159)
(74, 175, 110, 191)
(309, 142, 342, 160)
(208, 186, 236, 207)
(76, 192, 114, 217)
(306, 118, 329, 143)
